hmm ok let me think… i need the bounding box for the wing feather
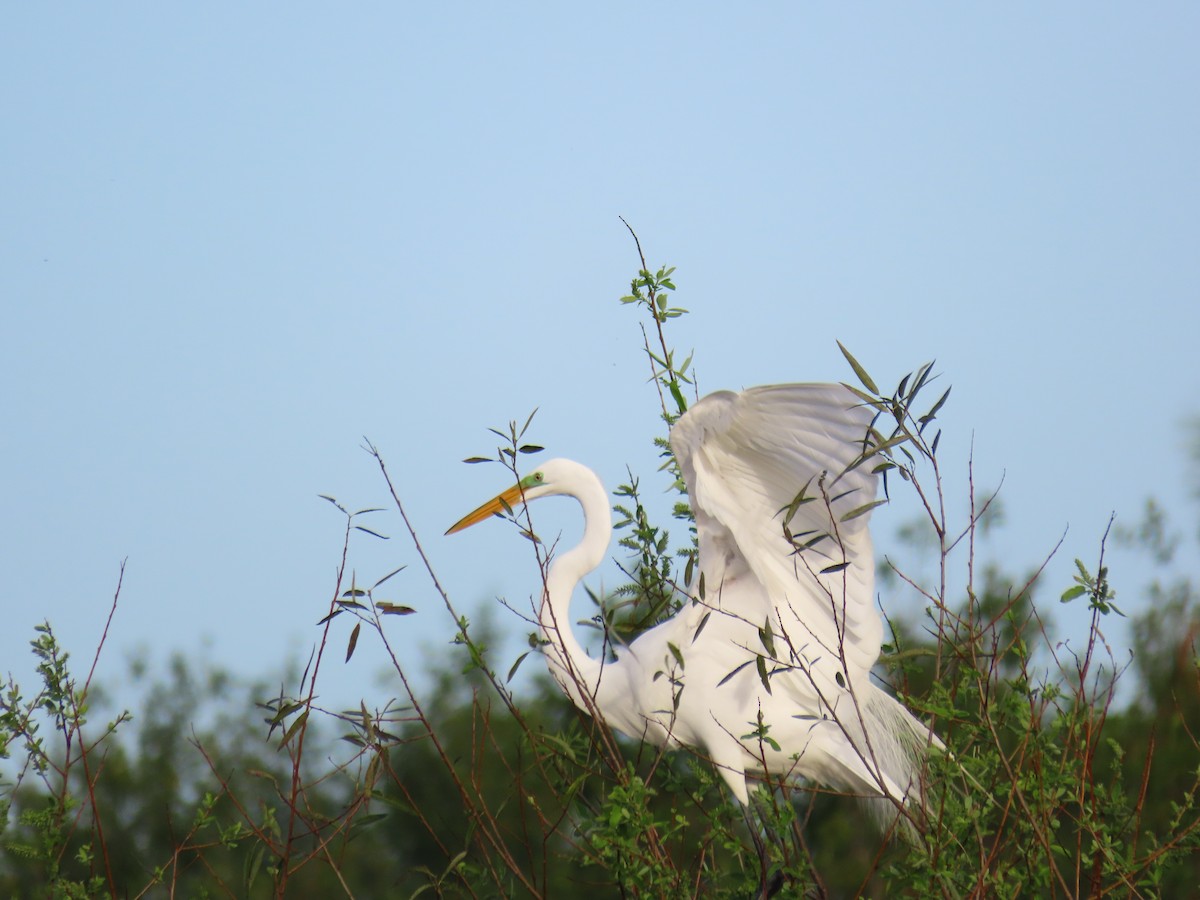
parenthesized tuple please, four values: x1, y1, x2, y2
(671, 383, 884, 690)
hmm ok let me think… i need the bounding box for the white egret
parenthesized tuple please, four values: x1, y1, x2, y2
(447, 383, 939, 816)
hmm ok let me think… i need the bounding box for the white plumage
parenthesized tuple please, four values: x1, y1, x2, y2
(448, 383, 939, 814)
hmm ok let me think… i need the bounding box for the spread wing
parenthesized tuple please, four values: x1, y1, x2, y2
(670, 383, 884, 689)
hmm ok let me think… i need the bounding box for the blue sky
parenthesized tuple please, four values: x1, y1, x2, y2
(3, 6, 1198, 716)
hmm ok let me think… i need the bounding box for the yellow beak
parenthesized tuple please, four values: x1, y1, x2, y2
(445, 482, 529, 535)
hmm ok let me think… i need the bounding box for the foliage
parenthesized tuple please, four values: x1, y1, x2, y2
(3, 231, 1199, 897)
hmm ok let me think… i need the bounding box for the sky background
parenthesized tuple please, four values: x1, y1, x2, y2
(3, 6, 1199, 721)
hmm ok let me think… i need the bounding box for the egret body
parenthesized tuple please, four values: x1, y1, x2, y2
(448, 384, 939, 812)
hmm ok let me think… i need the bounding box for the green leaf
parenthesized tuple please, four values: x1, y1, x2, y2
(244, 841, 265, 891)
(667, 642, 685, 669)
(919, 386, 952, 430)
(756, 655, 773, 694)
(280, 709, 309, 748)
(1061, 584, 1087, 603)
(758, 621, 777, 658)
(506, 652, 529, 682)
(347, 813, 389, 843)
(376, 602, 416, 616)
(520, 407, 538, 438)
(837, 341, 879, 394)
(840, 499, 889, 522)
(345, 623, 361, 662)
(372, 565, 407, 589)
(669, 381, 687, 413)
(718, 659, 754, 688)
(462, 456, 491, 464)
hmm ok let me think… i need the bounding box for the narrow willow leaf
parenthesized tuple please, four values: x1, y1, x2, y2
(345, 623, 361, 662)
(280, 709, 309, 748)
(758, 620, 777, 658)
(347, 814, 389, 843)
(372, 565, 407, 589)
(462, 456, 491, 464)
(245, 840, 266, 892)
(841, 383, 886, 410)
(921, 386, 952, 424)
(518, 444, 544, 454)
(355, 525, 389, 539)
(718, 659, 754, 688)
(841, 499, 888, 522)
(316, 609, 343, 625)
(799, 533, 831, 551)
(506, 651, 530, 682)
(837, 341, 879, 394)
(779, 477, 816, 524)
(756, 655, 773, 695)
(520, 407, 539, 437)
(667, 642, 685, 669)
(820, 561, 850, 575)
(868, 432, 912, 456)
(342, 588, 367, 598)
(911, 362, 935, 400)
(539, 731, 578, 762)
(669, 381, 686, 413)
(691, 611, 712, 644)
(267, 701, 303, 726)
(376, 602, 416, 616)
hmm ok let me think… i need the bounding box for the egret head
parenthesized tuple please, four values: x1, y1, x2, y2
(445, 458, 578, 535)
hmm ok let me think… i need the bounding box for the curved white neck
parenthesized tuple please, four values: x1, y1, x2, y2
(539, 470, 611, 710)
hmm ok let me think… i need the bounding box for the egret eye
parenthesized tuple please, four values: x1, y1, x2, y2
(534, 472, 544, 482)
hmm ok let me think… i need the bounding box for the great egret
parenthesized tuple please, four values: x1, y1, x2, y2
(447, 383, 939, 815)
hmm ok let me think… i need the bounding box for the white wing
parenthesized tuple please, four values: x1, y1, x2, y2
(670, 383, 884, 694)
